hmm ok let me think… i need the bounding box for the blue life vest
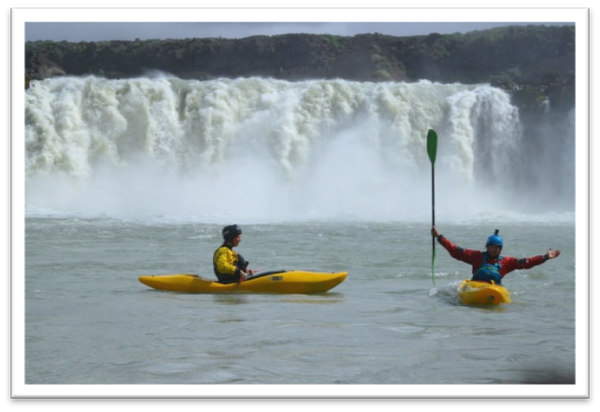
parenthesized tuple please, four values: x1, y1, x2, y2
(473, 253, 503, 284)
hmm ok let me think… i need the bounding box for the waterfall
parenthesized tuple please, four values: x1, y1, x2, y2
(25, 75, 574, 221)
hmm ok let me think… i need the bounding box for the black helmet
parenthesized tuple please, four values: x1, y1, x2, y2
(222, 224, 242, 242)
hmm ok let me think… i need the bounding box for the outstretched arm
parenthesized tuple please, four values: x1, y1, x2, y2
(503, 248, 560, 274)
(431, 226, 480, 265)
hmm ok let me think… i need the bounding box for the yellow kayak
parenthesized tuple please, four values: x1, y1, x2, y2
(139, 270, 347, 294)
(457, 279, 511, 305)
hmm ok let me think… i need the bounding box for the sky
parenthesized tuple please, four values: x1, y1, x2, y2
(9, 5, 591, 396)
(24, 21, 573, 43)
(20, 5, 579, 43)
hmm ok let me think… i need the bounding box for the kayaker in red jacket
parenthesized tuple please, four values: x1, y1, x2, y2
(430, 226, 560, 284)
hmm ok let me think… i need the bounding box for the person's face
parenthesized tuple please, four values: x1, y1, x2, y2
(232, 235, 241, 247)
(486, 244, 501, 258)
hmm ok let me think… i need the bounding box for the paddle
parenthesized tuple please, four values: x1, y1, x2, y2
(427, 129, 438, 286)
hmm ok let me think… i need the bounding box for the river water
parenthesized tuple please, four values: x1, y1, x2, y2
(23, 216, 576, 393)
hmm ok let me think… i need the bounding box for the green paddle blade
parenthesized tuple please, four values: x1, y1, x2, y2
(427, 128, 438, 286)
(427, 129, 438, 165)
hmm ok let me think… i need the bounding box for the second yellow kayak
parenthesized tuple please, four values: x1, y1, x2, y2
(457, 279, 511, 305)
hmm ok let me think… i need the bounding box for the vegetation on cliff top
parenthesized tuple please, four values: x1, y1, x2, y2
(25, 25, 574, 113)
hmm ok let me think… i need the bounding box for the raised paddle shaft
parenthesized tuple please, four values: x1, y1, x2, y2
(427, 129, 438, 285)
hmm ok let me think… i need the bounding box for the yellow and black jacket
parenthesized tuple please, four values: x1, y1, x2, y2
(213, 244, 244, 283)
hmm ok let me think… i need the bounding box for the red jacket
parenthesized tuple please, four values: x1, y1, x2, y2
(437, 235, 548, 278)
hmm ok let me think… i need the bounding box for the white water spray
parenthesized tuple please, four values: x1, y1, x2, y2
(25, 76, 573, 222)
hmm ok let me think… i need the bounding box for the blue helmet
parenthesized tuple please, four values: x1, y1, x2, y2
(486, 229, 503, 248)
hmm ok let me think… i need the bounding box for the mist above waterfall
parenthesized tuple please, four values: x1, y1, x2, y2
(25, 76, 574, 222)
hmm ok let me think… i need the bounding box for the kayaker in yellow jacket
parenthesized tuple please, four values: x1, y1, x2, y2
(213, 224, 258, 284)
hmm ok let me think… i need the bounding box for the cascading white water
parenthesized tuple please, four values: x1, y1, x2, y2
(24, 75, 573, 222)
